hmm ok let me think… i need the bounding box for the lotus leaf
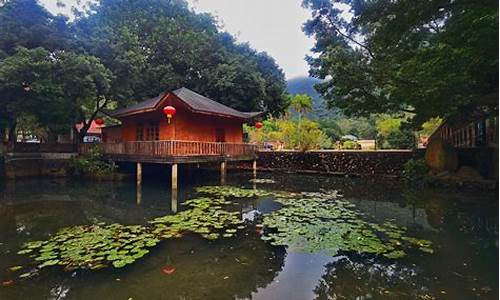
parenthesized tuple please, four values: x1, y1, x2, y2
(260, 189, 433, 259)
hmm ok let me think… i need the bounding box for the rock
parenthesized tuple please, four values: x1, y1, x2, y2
(425, 138, 458, 172)
(456, 166, 483, 181)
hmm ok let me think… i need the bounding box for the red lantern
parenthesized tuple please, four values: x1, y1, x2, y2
(163, 106, 176, 124)
(94, 118, 104, 126)
(255, 122, 263, 129)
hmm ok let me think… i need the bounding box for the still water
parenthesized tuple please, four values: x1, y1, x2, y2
(0, 169, 498, 300)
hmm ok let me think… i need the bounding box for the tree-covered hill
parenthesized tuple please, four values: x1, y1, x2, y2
(286, 76, 338, 120)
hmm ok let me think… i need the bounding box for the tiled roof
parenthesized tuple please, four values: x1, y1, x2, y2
(112, 87, 262, 120)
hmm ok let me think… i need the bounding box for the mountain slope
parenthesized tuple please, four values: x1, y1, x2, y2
(286, 76, 338, 119)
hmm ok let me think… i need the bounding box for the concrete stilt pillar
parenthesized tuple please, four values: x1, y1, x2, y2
(136, 162, 143, 205)
(171, 163, 178, 191)
(136, 162, 142, 185)
(220, 161, 226, 185)
(252, 159, 257, 178)
(171, 163, 178, 213)
(136, 184, 142, 205)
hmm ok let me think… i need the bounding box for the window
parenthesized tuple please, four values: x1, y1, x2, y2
(136, 124, 144, 141)
(146, 122, 159, 141)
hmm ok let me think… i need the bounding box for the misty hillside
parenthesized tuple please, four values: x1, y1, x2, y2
(286, 76, 338, 119)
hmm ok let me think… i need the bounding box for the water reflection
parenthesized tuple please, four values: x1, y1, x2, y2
(0, 173, 497, 300)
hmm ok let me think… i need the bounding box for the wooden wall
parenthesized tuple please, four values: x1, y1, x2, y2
(119, 95, 244, 143)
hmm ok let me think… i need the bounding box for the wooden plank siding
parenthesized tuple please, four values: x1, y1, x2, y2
(79, 140, 258, 164)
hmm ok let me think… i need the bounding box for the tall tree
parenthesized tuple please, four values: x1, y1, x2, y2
(289, 94, 313, 119)
(0, 47, 113, 142)
(0, 0, 71, 56)
(0, 0, 73, 142)
(73, 0, 288, 115)
(302, 0, 498, 127)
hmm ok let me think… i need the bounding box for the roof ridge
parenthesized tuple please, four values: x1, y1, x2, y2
(114, 87, 262, 119)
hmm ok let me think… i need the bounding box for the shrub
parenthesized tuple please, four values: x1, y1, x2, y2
(68, 145, 117, 178)
(246, 118, 332, 151)
(386, 129, 416, 149)
(402, 158, 430, 185)
(341, 140, 361, 150)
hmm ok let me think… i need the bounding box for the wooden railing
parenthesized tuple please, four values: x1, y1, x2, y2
(79, 140, 257, 158)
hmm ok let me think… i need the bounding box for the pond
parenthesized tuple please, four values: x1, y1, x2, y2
(0, 169, 497, 300)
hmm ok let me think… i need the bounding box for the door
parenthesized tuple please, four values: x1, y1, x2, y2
(215, 128, 225, 142)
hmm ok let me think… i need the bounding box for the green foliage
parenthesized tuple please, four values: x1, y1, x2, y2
(0, 46, 113, 137)
(16, 185, 257, 274)
(0, 0, 288, 141)
(261, 190, 433, 258)
(288, 94, 313, 117)
(150, 196, 246, 240)
(73, 0, 288, 114)
(376, 117, 416, 149)
(18, 223, 159, 272)
(247, 118, 332, 151)
(419, 117, 443, 136)
(402, 159, 431, 185)
(302, 0, 498, 128)
(16, 184, 434, 278)
(68, 145, 117, 178)
(341, 140, 360, 150)
(336, 117, 377, 139)
(385, 129, 416, 149)
(318, 118, 343, 141)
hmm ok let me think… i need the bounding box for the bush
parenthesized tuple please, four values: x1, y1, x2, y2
(246, 118, 332, 151)
(402, 159, 431, 185)
(68, 145, 117, 178)
(386, 129, 416, 149)
(341, 140, 361, 150)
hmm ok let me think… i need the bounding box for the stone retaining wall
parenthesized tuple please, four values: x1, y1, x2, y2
(243, 150, 424, 177)
(2, 153, 77, 178)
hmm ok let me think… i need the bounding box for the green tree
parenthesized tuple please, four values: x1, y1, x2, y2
(246, 118, 332, 151)
(0, 0, 73, 142)
(288, 94, 313, 119)
(376, 116, 415, 149)
(302, 0, 498, 128)
(318, 118, 343, 141)
(73, 0, 288, 114)
(0, 47, 113, 142)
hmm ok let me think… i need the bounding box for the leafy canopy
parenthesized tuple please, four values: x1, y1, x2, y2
(302, 0, 498, 127)
(0, 0, 289, 141)
(74, 0, 288, 114)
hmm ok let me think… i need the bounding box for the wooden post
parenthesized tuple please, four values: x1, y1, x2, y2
(171, 163, 178, 213)
(220, 161, 226, 185)
(252, 159, 257, 178)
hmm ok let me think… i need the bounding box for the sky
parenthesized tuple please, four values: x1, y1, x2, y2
(41, 0, 315, 80)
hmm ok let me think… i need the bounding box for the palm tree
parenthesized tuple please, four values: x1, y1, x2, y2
(288, 94, 313, 120)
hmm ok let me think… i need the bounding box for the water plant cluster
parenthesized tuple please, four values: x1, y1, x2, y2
(150, 196, 245, 239)
(13, 185, 433, 280)
(260, 190, 433, 259)
(15, 186, 257, 277)
(15, 223, 159, 277)
(196, 185, 272, 198)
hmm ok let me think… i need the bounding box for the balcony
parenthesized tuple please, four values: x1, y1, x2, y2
(79, 140, 258, 164)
